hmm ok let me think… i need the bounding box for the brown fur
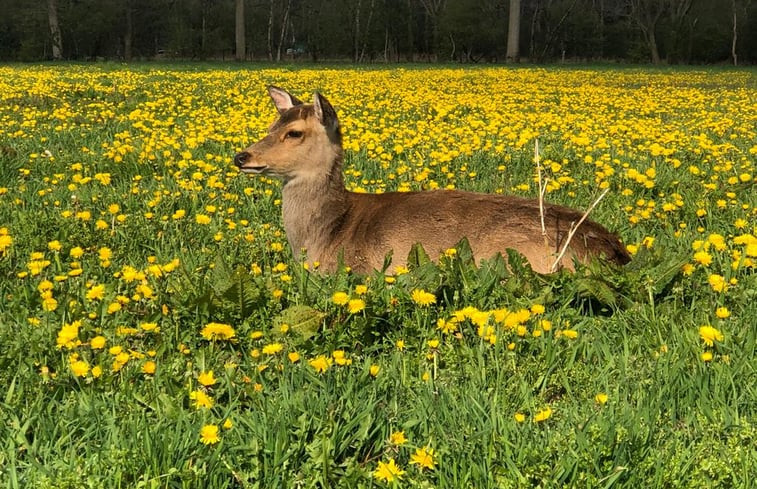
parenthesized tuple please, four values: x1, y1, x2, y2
(235, 87, 630, 274)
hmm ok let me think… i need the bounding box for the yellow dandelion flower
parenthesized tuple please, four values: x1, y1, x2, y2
(142, 361, 156, 375)
(199, 424, 220, 445)
(70, 360, 89, 377)
(699, 325, 723, 346)
(693, 250, 712, 266)
(369, 364, 380, 377)
(331, 291, 349, 305)
(198, 370, 217, 386)
(595, 393, 609, 405)
(708, 274, 727, 293)
(514, 412, 526, 423)
(410, 447, 436, 471)
(288, 351, 301, 363)
(90, 335, 106, 349)
(309, 355, 332, 373)
(373, 458, 404, 482)
(262, 342, 283, 355)
(189, 389, 214, 409)
(389, 431, 407, 445)
(347, 298, 365, 314)
(201, 322, 235, 341)
(411, 288, 436, 306)
(533, 407, 553, 423)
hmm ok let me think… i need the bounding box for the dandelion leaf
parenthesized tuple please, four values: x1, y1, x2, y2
(276, 305, 324, 339)
(407, 243, 431, 268)
(218, 266, 264, 318)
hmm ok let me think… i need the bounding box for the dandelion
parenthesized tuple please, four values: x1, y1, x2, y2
(533, 407, 553, 423)
(331, 291, 349, 305)
(595, 393, 609, 405)
(199, 424, 220, 445)
(86, 284, 105, 301)
(369, 364, 380, 377)
(142, 361, 156, 375)
(373, 458, 404, 483)
(389, 431, 407, 445)
(347, 298, 365, 314)
(0, 232, 12, 255)
(514, 412, 526, 423)
(558, 329, 579, 339)
(189, 390, 214, 409)
(699, 325, 723, 346)
(288, 352, 301, 363)
(90, 336, 106, 349)
(198, 370, 217, 386)
(411, 288, 436, 306)
(708, 274, 727, 293)
(693, 250, 712, 266)
(701, 351, 713, 362)
(223, 419, 233, 429)
(715, 307, 730, 319)
(262, 342, 283, 355)
(309, 355, 332, 373)
(70, 360, 89, 377)
(410, 447, 436, 471)
(200, 322, 235, 341)
(195, 214, 211, 224)
(140, 322, 159, 332)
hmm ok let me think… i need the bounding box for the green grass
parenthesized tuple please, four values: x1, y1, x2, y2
(0, 64, 755, 488)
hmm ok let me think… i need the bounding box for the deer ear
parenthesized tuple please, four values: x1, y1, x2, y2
(267, 86, 303, 114)
(313, 92, 339, 131)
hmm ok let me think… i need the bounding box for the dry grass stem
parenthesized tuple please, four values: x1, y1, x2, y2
(550, 187, 611, 272)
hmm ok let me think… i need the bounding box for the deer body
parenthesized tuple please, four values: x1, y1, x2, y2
(235, 87, 630, 274)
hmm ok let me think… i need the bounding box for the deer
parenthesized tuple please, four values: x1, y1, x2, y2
(233, 86, 631, 275)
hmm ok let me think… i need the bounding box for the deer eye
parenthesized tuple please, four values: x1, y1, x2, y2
(286, 130, 303, 139)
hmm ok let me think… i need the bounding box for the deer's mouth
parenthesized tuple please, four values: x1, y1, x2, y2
(240, 165, 268, 174)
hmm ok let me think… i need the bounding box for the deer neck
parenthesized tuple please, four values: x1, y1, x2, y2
(280, 154, 348, 260)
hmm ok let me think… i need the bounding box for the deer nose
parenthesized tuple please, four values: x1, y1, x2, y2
(234, 151, 251, 168)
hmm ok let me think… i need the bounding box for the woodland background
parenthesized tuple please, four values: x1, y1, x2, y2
(2, 0, 757, 65)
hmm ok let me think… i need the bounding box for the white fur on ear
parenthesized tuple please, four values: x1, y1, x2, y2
(268, 86, 302, 114)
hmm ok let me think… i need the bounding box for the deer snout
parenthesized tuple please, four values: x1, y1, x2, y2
(234, 151, 251, 168)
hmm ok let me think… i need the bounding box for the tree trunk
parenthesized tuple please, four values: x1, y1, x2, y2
(124, 0, 133, 61)
(235, 0, 245, 61)
(353, 0, 361, 62)
(276, 0, 291, 61)
(47, 0, 63, 60)
(267, 0, 274, 61)
(648, 28, 661, 64)
(506, 0, 521, 62)
(732, 0, 738, 65)
(359, 0, 375, 62)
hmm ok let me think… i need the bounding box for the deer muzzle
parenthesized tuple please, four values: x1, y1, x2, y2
(234, 151, 268, 174)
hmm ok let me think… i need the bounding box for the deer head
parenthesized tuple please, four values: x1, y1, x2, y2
(234, 86, 342, 183)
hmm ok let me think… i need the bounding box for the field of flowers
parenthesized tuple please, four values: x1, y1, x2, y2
(0, 64, 755, 488)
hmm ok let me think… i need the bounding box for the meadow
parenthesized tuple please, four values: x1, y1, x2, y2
(0, 64, 755, 488)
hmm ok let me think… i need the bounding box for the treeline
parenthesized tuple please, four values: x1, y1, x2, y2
(1, 0, 756, 64)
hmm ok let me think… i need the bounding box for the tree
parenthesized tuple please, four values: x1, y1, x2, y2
(627, 0, 666, 64)
(235, 0, 245, 60)
(47, 0, 62, 59)
(506, 0, 521, 61)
